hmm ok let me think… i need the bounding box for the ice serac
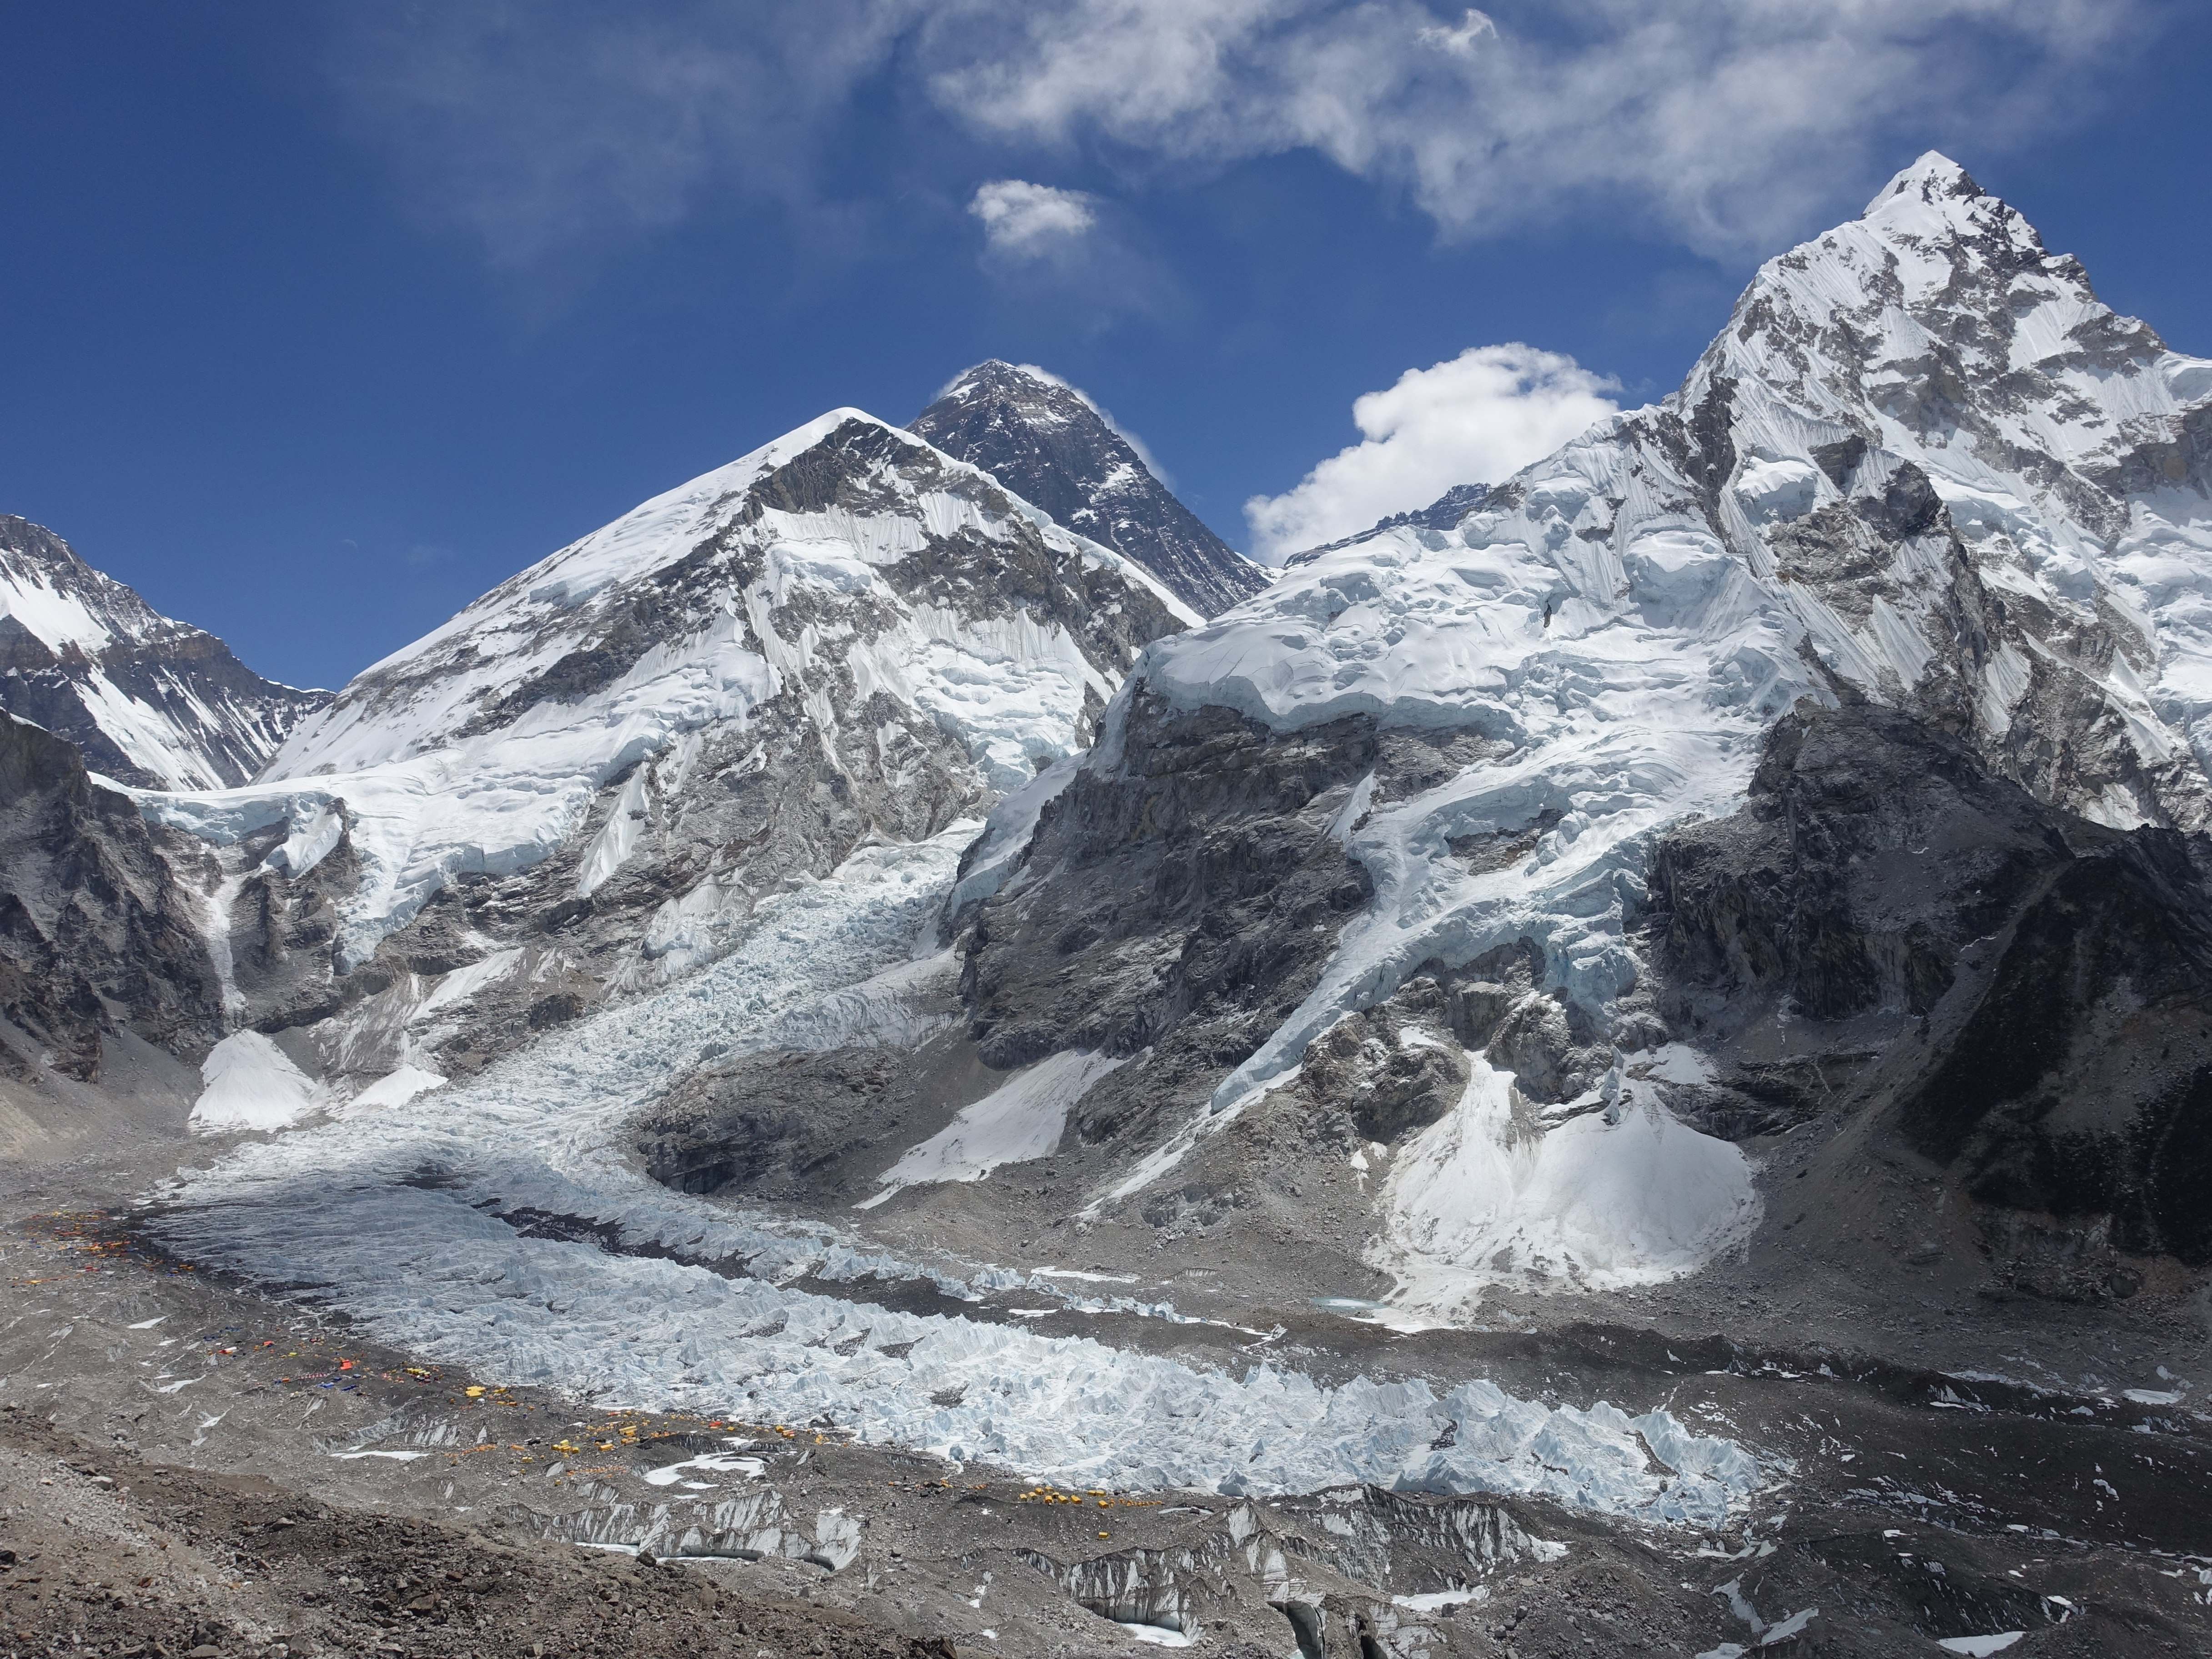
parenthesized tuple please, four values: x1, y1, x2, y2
(1284, 483, 1493, 568)
(911, 361, 1272, 618)
(131, 409, 1193, 1096)
(952, 152, 2212, 1305)
(0, 514, 325, 789)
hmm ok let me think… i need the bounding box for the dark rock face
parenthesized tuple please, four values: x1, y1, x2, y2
(636, 1035, 989, 1203)
(910, 362, 1269, 618)
(1649, 701, 2212, 1277)
(960, 696, 1378, 1081)
(0, 710, 220, 1081)
(0, 515, 325, 789)
(1297, 989, 1468, 1143)
(1653, 703, 2086, 1031)
(1899, 830, 2212, 1268)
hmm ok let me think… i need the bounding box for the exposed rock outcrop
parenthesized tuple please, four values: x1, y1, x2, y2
(0, 709, 220, 1081)
(912, 361, 1270, 618)
(1650, 700, 2212, 1278)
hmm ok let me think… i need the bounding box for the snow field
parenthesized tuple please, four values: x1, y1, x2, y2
(1373, 1054, 1760, 1311)
(151, 830, 1758, 1525)
(857, 1049, 1126, 1207)
(190, 1031, 320, 1132)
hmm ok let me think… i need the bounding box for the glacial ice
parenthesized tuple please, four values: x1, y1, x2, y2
(151, 830, 1757, 1524)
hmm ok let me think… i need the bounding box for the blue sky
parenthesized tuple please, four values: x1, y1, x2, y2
(4, 1, 2208, 689)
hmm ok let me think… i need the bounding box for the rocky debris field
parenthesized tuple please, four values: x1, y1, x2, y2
(0, 1406, 966, 1659)
(5, 1131, 2212, 1659)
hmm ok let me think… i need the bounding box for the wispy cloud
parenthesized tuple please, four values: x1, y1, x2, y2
(925, 0, 2146, 256)
(321, 0, 2149, 267)
(1245, 344, 1620, 561)
(324, 0, 915, 268)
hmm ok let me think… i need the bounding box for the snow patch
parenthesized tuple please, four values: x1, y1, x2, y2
(1394, 1588, 1490, 1611)
(1374, 1054, 1758, 1307)
(191, 1032, 319, 1133)
(857, 1050, 1125, 1208)
(641, 1448, 766, 1487)
(350, 1065, 449, 1112)
(1115, 1622, 1195, 1646)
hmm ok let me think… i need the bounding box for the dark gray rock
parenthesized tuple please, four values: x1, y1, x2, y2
(910, 362, 1269, 618)
(0, 709, 220, 1081)
(960, 696, 1378, 1078)
(1297, 989, 1468, 1142)
(1647, 699, 2212, 1279)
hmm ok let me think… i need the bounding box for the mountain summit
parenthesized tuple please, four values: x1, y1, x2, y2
(911, 361, 1271, 618)
(0, 515, 324, 789)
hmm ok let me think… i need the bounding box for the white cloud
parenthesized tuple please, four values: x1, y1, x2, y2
(322, 0, 2147, 266)
(969, 180, 1098, 260)
(1244, 344, 1620, 562)
(924, 0, 2144, 255)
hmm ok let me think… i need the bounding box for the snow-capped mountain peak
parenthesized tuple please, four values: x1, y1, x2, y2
(912, 361, 1271, 618)
(1676, 149, 2212, 823)
(140, 407, 1195, 994)
(955, 156, 2212, 1307)
(0, 514, 323, 789)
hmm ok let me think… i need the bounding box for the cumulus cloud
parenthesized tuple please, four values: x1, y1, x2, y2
(1244, 345, 1620, 562)
(969, 180, 1099, 260)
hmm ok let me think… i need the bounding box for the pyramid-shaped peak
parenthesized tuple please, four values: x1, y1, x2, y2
(1865, 151, 1986, 216)
(912, 363, 1268, 618)
(935, 359, 1090, 411)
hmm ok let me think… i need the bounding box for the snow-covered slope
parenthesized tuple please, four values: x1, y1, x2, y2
(912, 362, 1272, 618)
(0, 514, 324, 789)
(131, 410, 1194, 1078)
(945, 154, 2212, 1313)
(1146, 150, 2203, 1075)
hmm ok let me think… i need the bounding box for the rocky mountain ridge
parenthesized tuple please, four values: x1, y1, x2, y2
(911, 361, 1271, 618)
(0, 514, 325, 789)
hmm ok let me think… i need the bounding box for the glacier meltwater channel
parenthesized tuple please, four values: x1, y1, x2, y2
(145, 827, 1757, 1524)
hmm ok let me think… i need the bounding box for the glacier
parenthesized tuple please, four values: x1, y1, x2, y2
(145, 827, 1757, 1523)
